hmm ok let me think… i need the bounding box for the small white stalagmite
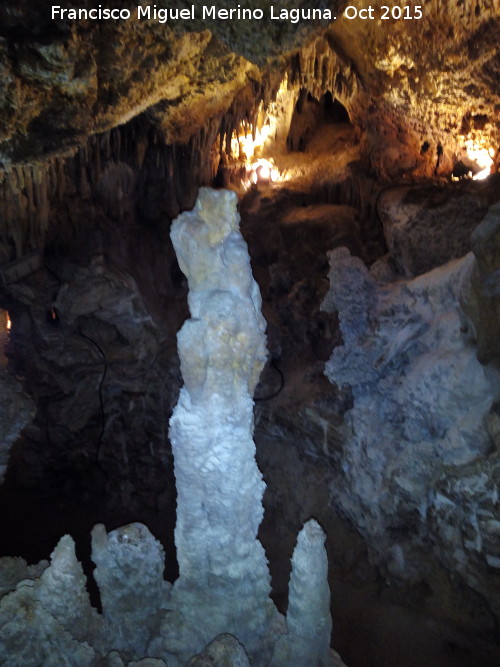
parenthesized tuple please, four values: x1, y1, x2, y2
(271, 519, 333, 666)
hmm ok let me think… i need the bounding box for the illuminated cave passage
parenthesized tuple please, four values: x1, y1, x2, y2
(286, 90, 351, 152)
(0, 3, 500, 665)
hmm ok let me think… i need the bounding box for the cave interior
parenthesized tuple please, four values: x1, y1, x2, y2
(0, 2, 500, 666)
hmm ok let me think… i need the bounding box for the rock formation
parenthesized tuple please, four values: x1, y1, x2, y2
(0, 2, 498, 179)
(167, 187, 338, 665)
(377, 179, 500, 277)
(167, 187, 279, 664)
(321, 208, 500, 622)
(0, 188, 338, 666)
(469, 201, 500, 363)
(271, 519, 333, 666)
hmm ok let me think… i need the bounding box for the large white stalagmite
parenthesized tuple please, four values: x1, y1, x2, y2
(168, 187, 280, 663)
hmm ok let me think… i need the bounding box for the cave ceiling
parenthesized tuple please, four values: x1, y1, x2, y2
(0, 1, 498, 179)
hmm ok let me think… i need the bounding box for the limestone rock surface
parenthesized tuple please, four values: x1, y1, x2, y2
(0, 556, 48, 598)
(271, 519, 333, 667)
(91, 522, 171, 659)
(1, 1, 498, 182)
(0, 187, 342, 667)
(186, 634, 251, 666)
(0, 534, 100, 666)
(328, 0, 499, 179)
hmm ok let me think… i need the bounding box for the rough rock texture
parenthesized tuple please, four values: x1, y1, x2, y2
(0, 188, 340, 667)
(0, 368, 35, 483)
(322, 244, 500, 625)
(0, 555, 47, 598)
(255, 407, 500, 666)
(3, 254, 179, 509)
(37, 535, 101, 644)
(0, 524, 173, 665)
(0, 523, 254, 665)
(186, 634, 251, 667)
(0, 113, 221, 258)
(328, 0, 499, 179)
(378, 177, 500, 277)
(271, 519, 332, 667)
(0, 2, 251, 161)
(91, 522, 171, 660)
(0, 534, 100, 666)
(166, 187, 338, 666)
(1, 4, 499, 663)
(0, 0, 329, 163)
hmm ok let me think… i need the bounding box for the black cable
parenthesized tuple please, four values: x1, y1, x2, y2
(254, 359, 285, 402)
(75, 330, 107, 464)
(44, 263, 62, 287)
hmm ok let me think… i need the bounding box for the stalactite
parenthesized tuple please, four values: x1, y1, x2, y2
(0, 36, 356, 267)
(0, 110, 229, 264)
(285, 37, 358, 117)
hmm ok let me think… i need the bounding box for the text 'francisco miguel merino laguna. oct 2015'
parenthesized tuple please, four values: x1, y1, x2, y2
(50, 4, 425, 24)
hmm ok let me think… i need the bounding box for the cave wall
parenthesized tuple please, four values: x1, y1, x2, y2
(326, 0, 500, 179)
(251, 190, 500, 666)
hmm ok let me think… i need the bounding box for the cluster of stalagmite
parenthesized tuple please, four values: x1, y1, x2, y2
(0, 188, 339, 666)
(167, 187, 338, 665)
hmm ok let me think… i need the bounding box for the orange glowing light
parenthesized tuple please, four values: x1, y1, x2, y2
(250, 158, 280, 184)
(459, 134, 495, 181)
(6, 314, 11, 331)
